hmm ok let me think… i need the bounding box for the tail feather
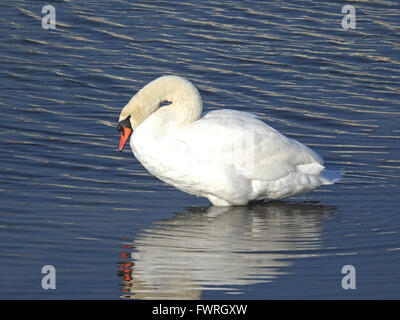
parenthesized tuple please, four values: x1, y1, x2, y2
(320, 169, 343, 185)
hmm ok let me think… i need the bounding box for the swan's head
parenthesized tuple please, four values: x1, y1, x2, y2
(117, 75, 203, 152)
(117, 89, 153, 152)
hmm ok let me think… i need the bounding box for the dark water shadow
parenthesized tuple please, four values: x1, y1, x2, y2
(118, 201, 336, 299)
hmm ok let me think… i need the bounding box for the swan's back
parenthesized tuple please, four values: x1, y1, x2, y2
(169, 109, 324, 181)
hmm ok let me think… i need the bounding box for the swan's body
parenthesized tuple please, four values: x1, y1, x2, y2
(118, 75, 341, 206)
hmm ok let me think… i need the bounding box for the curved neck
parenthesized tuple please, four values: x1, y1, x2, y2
(120, 76, 203, 129)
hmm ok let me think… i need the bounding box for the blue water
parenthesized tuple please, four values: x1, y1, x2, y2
(1, 0, 400, 299)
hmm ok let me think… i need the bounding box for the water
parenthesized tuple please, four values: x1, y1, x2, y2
(1, 0, 399, 299)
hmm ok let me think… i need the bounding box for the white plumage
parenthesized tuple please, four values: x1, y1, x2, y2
(118, 75, 341, 206)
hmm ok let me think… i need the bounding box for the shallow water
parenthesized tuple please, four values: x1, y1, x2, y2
(0, 0, 399, 299)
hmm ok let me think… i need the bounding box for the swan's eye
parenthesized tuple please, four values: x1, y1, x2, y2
(159, 100, 171, 107)
(117, 115, 132, 132)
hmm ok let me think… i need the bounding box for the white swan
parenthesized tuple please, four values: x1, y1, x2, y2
(117, 75, 341, 206)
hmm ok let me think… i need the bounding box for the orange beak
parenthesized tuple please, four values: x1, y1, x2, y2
(118, 127, 133, 152)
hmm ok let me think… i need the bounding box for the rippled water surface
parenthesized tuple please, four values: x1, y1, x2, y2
(1, 0, 400, 299)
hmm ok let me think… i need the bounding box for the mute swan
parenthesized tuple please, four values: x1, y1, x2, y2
(117, 75, 341, 206)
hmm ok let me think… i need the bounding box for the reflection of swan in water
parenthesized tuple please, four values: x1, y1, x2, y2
(119, 201, 336, 299)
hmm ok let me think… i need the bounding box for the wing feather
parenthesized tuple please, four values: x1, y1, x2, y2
(168, 109, 324, 181)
